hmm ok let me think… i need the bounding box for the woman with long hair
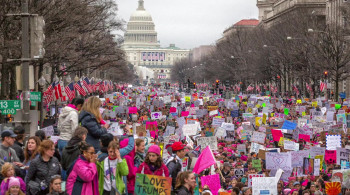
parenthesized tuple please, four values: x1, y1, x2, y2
(79, 96, 108, 151)
(134, 138, 145, 168)
(97, 140, 129, 195)
(25, 140, 61, 195)
(66, 142, 99, 195)
(23, 136, 41, 170)
(175, 171, 196, 195)
(137, 145, 169, 177)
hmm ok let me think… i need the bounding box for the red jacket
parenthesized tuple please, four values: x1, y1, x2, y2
(137, 162, 170, 177)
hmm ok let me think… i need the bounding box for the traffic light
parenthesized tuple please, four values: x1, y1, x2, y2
(324, 71, 328, 78)
(216, 80, 220, 88)
(193, 82, 196, 89)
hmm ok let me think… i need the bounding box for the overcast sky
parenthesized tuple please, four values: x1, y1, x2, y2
(114, 0, 259, 50)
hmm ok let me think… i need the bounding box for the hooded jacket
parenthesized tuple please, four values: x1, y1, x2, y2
(66, 155, 99, 195)
(58, 105, 79, 141)
(79, 110, 107, 151)
(61, 137, 82, 170)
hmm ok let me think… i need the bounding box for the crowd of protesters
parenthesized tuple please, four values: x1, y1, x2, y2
(0, 86, 349, 195)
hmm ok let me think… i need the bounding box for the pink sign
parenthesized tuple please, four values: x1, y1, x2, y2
(170, 107, 177, 113)
(271, 129, 283, 142)
(181, 111, 189, 117)
(201, 174, 221, 195)
(146, 121, 158, 130)
(299, 134, 311, 142)
(325, 150, 336, 164)
(129, 107, 138, 114)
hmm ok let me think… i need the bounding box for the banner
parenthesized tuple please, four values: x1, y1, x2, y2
(251, 131, 266, 144)
(134, 174, 172, 195)
(197, 136, 218, 150)
(266, 152, 291, 170)
(252, 177, 277, 195)
(201, 174, 221, 195)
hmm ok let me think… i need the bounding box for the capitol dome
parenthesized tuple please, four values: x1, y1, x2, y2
(123, 0, 160, 48)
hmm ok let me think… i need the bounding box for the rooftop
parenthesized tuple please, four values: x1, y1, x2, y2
(233, 19, 260, 26)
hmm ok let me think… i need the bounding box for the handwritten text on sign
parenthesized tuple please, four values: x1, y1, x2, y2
(134, 173, 172, 195)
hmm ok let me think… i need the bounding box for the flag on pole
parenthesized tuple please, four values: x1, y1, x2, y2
(320, 81, 327, 92)
(192, 146, 216, 174)
(74, 81, 87, 96)
(64, 82, 75, 101)
(82, 77, 92, 93)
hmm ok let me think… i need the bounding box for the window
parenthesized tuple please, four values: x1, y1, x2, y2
(134, 57, 137, 60)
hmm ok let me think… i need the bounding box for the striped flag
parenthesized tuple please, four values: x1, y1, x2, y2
(320, 81, 327, 92)
(74, 81, 87, 96)
(82, 77, 92, 93)
(99, 81, 105, 93)
(64, 82, 75, 101)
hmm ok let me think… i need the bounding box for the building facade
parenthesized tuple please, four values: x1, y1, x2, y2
(122, 0, 189, 83)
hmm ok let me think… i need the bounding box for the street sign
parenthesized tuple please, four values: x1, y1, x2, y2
(0, 100, 21, 115)
(0, 100, 21, 110)
(30, 92, 41, 102)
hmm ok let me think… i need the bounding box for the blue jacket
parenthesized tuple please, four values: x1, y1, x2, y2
(79, 111, 107, 151)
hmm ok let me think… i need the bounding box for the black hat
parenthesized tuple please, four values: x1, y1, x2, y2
(1, 130, 17, 138)
(13, 126, 25, 134)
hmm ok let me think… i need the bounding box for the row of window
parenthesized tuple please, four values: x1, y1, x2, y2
(128, 25, 154, 31)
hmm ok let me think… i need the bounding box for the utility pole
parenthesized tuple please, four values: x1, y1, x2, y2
(21, 0, 31, 134)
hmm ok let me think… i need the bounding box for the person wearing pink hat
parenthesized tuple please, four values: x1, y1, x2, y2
(137, 145, 169, 177)
(5, 177, 24, 195)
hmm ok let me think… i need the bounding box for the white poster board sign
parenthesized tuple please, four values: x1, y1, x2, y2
(252, 177, 277, 195)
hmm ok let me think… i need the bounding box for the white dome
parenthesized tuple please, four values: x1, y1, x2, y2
(130, 10, 153, 21)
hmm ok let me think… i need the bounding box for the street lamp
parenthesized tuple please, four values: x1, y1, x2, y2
(38, 75, 46, 87)
(74, 75, 79, 82)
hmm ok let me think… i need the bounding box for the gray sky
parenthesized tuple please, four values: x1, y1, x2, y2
(114, 0, 259, 50)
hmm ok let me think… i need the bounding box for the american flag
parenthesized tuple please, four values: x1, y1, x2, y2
(99, 81, 105, 93)
(82, 77, 92, 93)
(43, 90, 53, 105)
(247, 85, 254, 91)
(64, 82, 75, 101)
(158, 74, 166, 79)
(320, 81, 327, 92)
(292, 85, 300, 95)
(306, 82, 313, 92)
(74, 81, 87, 96)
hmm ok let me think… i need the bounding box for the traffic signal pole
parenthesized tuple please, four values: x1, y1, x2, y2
(21, 0, 31, 134)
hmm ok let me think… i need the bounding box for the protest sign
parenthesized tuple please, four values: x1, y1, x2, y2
(250, 142, 265, 154)
(325, 150, 337, 164)
(332, 169, 350, 188)
(284, 141, 298, 151)
(336, 147, 350, 165)
(248, 174, 265, 188)
(107, 123, 123, 136)
(252, 159, 262, 172)
(42, 125, 54, 137)
(164, 126, 175, 136)
(252, 177, 277, 195)
(297, 119, 308, 128)
(209, 110, 218, 116)
(225, 129, 235, 141)
(310, 147, 325, 158)
(151, 112, 162, 120)
(129, 107, 137, 114)
(325, 182, 341, 195)
(251, 131, 266, 144)
(271, 129, 283, 142)
(237, 144, 247, 154)
(266, 152, 292, 170)
(182, 124, 198, 136)
(281, 120, 297, 130)
(303, 158, 314, 175)
(221, 123, 235, 131)
(326, 135, 341, 150)
(215, 127, 226, 138)
(234, 168, 244, 177)
(197, 136, 218, 150)
(212, 117, 225, 127)
(134, 174, 172, 195)
(314, 159, 320, 176)
(201, 174, 221, 195)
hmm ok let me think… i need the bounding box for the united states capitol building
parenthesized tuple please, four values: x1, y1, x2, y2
(122, 0, 190, 84)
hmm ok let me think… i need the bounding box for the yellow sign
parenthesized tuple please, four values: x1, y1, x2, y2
(262, 114, 267, 124)
(271, 113, 275, 117)
(255, 117, 262, 127)
(297, 99, 302, 104)
(302, 112, 306, 116)
(256, 104, 261, 108)
(208, 106, 218, 111)
(315, 155, 323, 171)
(185, 96, 191, 102)
(312, 101, 317, 108)
(278, 137, 291, 147)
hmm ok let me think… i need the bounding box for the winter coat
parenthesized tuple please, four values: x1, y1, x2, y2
(11, 141, 24, 162)
(61, 137, 82, 170)
(175, 186, 193, 195)
(137, 162, 169, 177)
(166, 155, 183, 189)
(0, 176, 26, 195)
(120, 138, 137, 194)
(134, 152, 144, 168)
(66, 155, 99, 195)
(79, 110, 107, 151)
(96, 158, 129, 195)
(57, 105, 79, 141)
(25, 155, 61, 195)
